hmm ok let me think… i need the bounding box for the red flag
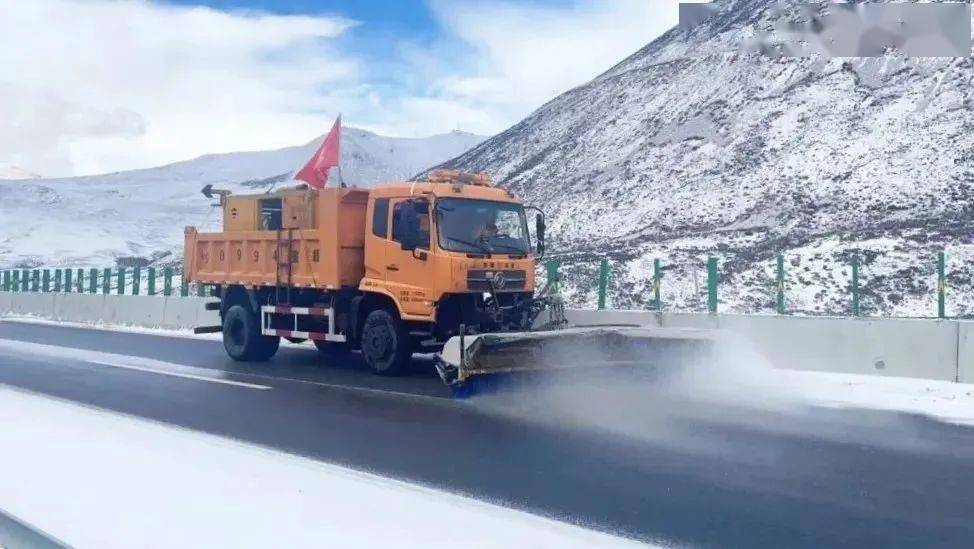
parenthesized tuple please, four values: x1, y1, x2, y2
(295, 115, 341, 189)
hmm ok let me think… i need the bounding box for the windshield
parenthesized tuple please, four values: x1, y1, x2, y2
(435, 198, 530, 255)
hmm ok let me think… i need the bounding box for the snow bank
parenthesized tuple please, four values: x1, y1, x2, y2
(775, 370, 974, 427)
(0, 385, 646, 548)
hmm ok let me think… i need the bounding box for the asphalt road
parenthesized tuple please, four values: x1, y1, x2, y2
(1, 320, 973, 548)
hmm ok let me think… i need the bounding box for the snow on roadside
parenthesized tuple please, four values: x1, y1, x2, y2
(0, 314, 218, 341)
(0, 385, 650, 549)
(774, 370, 974, 427)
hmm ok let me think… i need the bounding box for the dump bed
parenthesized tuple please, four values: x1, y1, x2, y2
(184, 187, 368, 289)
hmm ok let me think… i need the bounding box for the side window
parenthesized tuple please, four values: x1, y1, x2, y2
(392, 199, 430, 249)
(372, 198, 389, 238)
(259, 198, 282, 230)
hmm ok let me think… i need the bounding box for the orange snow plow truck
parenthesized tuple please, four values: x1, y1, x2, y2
(184, 170, 715, 390)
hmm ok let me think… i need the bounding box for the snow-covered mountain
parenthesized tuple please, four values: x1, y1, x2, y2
(439, 0, 974, 317)
(0, 128, 485, 269)
(0, 163, 40, 180)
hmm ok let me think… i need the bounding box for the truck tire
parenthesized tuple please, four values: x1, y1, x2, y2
(360, 309, 411, 375)
(223, 304, 280, 361)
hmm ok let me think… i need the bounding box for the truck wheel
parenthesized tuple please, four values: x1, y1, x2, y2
(223, 304, 280, 362)
(360, 309, 411, 375)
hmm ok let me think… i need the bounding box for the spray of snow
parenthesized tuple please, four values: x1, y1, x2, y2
(467, 330, 974, 460)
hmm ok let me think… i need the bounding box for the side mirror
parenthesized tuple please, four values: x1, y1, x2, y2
(397, 201, 420, 251)
(535, 212, 546, 256)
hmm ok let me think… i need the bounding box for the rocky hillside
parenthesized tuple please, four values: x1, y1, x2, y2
(440, 0, 974, 317)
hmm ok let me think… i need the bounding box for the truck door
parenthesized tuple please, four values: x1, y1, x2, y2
(385, 197, 435, 317)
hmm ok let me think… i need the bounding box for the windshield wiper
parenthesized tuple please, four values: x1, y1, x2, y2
(448, 237, 493, 254)
(485, 242, 528, 255)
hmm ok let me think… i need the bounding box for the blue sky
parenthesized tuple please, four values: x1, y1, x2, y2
(1, 1, 681, 176)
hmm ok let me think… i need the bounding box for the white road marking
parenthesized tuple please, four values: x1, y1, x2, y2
(87, 359, 271, 390)
(240, 372, 444, 402)
(0, 338, 271, 391)
(0, 334, 447, 401)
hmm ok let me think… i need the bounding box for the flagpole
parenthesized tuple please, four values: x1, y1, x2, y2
(337, 113, 345, 188)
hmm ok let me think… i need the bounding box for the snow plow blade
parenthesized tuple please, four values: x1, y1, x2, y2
(435, 326, 720, 394)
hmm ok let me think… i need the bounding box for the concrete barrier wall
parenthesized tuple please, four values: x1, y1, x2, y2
(106, 295, 166, 327)
(54, 294, 106, 323)
(957, 322, 974, 383)
(563, 310, 721, 330)
(0, 292, 212, 330)
(10, 293, 57, 316)
(160, 297, 212, 330)
(565, 308, 964, 382)
(564, 309, 660, 327)
(719, 314, 958, 382)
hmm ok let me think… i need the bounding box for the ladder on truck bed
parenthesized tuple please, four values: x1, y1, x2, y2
(264, 228, 346, 343)
(275, 228, 294, 305)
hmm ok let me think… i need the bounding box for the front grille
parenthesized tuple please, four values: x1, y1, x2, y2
(467, 270, 526, 291)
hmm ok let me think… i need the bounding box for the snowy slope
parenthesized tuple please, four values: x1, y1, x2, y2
(0, 128, 484, 269)
(440, 0, 974, 317)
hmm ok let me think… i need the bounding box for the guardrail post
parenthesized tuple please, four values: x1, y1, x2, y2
(11, 271, 18, 292)
(102, 268, 111, 294)
(64, 269, 73, 293)
(42, 270, 50, 292)
(54, 269, 62, 292)
(21, 270, 29, 292)
(851, 255, 861, 317)
(652, 258, 662, 311)
(77, 269, 85, 293)
(180, 275, 189, 297)
(116, 268, 125, 295)
(597, 258, 609, 310)
(545, 260, 560, 293)
(32, 270, 40, 292)
(147, 267, 156, 296)
(163, 267, 173, 296)
(937, 251, 946, 319)
(776, 254, 786, 314)
(1, 271, 8, 292)
(707, 257, 718, 314)
(132, 267, 141, 295)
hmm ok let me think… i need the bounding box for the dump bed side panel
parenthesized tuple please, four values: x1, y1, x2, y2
(185, 229, 338, 288)
(184, 188, 367, 290)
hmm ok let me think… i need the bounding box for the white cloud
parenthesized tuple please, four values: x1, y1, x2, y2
(402, 0, 685, 136)
(0, 0, 683, 177)
(0, 0, 357, 177)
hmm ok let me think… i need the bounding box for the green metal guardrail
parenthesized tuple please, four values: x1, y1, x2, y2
(0, 267, 190, 297)
(549, 250, 956, 319)
(0, 253, 961, 319)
